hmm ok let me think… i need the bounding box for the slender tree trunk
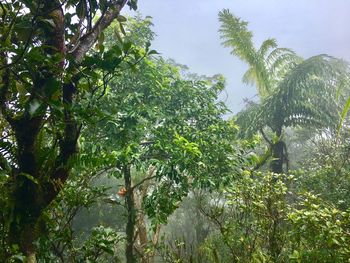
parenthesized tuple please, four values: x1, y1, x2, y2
(270, 128, 284, 174)
(267, 129, 284, 260)
(134, 190, 149, 263)
(270, 140, 284, 173)
(149, 225, 161, 263)
(135, 191, 161, 263)
(124, 165, 136, 263)
(133, 167, 159, 263)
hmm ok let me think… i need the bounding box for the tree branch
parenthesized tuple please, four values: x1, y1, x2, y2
(71, 0, 129, 63)
(260, 128, 272, 146)
(132, 166, 157, 190)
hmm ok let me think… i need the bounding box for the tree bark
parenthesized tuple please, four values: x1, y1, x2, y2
(134, 190, 149, 262)
(134, 183, 160, 263)
(124, 165, 136, 263)
(71, 0, 129, 63)
(270, 140, 284, 174)
(270, 128, 284, 174)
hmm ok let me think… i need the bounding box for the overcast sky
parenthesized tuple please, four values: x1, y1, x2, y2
(130, 0, 350, 115)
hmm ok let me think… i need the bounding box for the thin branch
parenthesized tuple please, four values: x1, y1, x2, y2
(260, 128, 272, 146)
(132, 166, 157, 190)
(71, 0, 129, 63)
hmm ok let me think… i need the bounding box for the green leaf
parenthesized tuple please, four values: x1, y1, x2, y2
(19, 173, 39, 185)
(117, 15, 127, 23)
(337, 96, 350, 135)
(29, 99, 42, 116)
(127, 0, 138, 10)
(119, 22, 126, 35)
(44, 77, 61, 98)
(123, 41, 132, 53)
(148, 50, 159, 55)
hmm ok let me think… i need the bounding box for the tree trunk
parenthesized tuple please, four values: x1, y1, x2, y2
(270, 127, 284, 174)
(8, 218, 38, 262)
(6, 106, 47, 261)
(124, 165, 136, 263)
(134, 190, 149, 263)
(134, 188, 161, 263)
(270, 140, 284, 174)
(149, 225, 161, 263)
(267, 129, 284, 260)
(133, 167, 159, 263)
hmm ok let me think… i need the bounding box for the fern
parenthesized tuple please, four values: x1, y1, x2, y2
(219, 10, 350, 140)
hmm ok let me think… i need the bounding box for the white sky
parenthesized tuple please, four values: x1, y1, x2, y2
(128, 0, 350, 115)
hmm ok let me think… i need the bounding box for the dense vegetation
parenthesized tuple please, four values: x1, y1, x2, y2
(0, 1, 349, 262)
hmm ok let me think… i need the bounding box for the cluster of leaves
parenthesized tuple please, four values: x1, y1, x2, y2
(288, 193, 350, 262)
(197, 170, 350, 263)
(34, 164, 124, 261)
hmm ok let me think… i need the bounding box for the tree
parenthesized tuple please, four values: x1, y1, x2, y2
(0, 0, 141, 260)
(219, 9, 349, 173)
(89, 56, 237, 262)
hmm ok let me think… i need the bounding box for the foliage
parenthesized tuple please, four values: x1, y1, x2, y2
(288, 193, 350, 262)
(87, 48, 238, 226)
(197, 169, 350, 263)
(92, 54, 237, 262)
(197, 172, 290, 262)
(0, 0, 143, 259)
(294, 129, 350, 209)
(35, 168, 125, 262)
(219, 9, 350, 174)
(80, 226, 123, 262)
(10, 13, 241, 262)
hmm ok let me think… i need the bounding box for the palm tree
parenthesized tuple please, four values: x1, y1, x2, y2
(219, 9, 349, 173)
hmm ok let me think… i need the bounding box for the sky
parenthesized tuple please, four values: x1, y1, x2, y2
(128, 0, 350, 115)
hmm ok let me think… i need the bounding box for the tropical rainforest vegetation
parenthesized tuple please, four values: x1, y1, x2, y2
(0, 1, 349, 262)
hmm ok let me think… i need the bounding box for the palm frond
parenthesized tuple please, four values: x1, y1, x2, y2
(258, 38, 277, 58)
(268, 51, 302, 87)
(236, 55, 350, 137)
(219, 9, 273, 97)
(273, 55, 349, 129)
(242, 67, 257, 86)
(235, 101, 266, 138)
(218, 9, 256, 65)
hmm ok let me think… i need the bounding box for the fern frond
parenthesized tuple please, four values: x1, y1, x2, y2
(242, 67, 257, 86)
(218, 9, 256, 65)
(273, 55, 349, 129)
(258, 38, 277, 58)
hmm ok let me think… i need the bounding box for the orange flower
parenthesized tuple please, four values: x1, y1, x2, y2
(118, 187, 127, 197)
